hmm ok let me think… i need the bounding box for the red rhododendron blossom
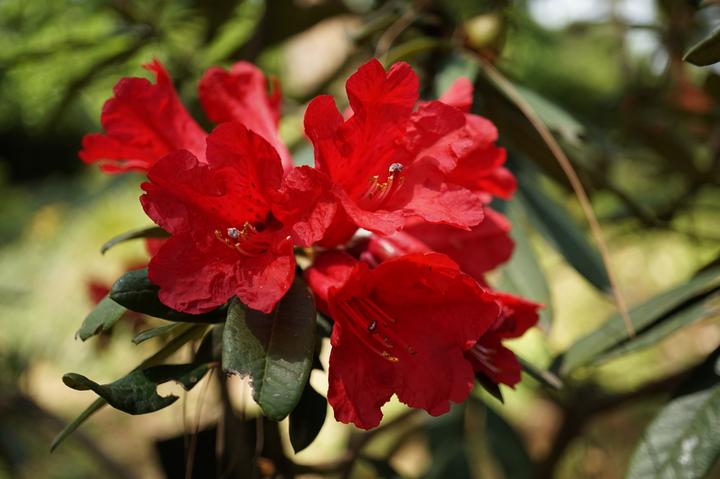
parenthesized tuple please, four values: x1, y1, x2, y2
(304, 59, 507, 246)
(80, 60, 291, 173)
(305, 251, 500, 429)
(466, 292, 541, 387)
(140, 121, 335, 314)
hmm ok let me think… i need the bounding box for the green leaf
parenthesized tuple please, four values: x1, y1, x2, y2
(52, 324, 206, 451)
(222, 277, 317, 421)
(494, 198, 553, 329)
(100, 226, 168, 255)
(515, 85, 586, 146)
(684, 27, 720, 66)
(110, 268, 225, 323)
(553, 267, 720, 375)
(62, 362, 213, 415)
(626, 351, 720, 478)
(515, 159, 610, 292)
(132, 323, 182, 345)
(485, 408, 532, 479)
(518, 356, 563, 390)
(289, 383, 327, 453)
(75, 296, 127, 341)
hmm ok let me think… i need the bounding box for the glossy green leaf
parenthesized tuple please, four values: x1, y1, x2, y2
(515, 160, 610, 292)
(627, 351, 720, 478)
(222, 277, 317, 421)
(110, 268, 225, 323)
(52, 324, 206, 451)
(100, 226, 168, 255)
(598, 296, 720, 364)
(494, 199, 553, 329)
(75, 296, 127, 341)
(684, 27, 720, 66)
(485, 407, 532, 479)
(289, 383, 327, 453)
(131, 323, 181, 345)
(554, 267, 720, 375)
(63, 362, 213, 415)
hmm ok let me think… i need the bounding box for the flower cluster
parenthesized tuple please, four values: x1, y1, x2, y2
(82, 58, 540, 429)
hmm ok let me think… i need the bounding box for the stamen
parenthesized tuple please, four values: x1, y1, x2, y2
(360, 162, 406, 209)
(336, 301, 398, 363)
(214, 222, 270, 256)
(348, 297, 418, 357)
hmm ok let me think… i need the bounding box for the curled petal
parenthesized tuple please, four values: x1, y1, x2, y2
(80, 60, 206, 173)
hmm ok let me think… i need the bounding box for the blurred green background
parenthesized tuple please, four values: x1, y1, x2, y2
(1, 0, 720, 478)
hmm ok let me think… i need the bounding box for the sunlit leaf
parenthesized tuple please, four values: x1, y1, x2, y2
(75, 296, 127, 341)
(222, 277, 317, 421)
(132, 323, 181, 345)
(554, 267, 720, 375)
(627, 350, 720, 478)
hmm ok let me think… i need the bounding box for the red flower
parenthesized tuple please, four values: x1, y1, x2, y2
(466, 292, 540, 387)
(304, 59, 505, 245)
(80, 60, 291, 173)
(140, 122, 335, 314)
(305, 251, 499, 429)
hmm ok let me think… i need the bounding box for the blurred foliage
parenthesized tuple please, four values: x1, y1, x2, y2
(2, 0, 720, 478)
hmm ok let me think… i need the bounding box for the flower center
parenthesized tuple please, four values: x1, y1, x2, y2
(359, 162, 406, 210)
(336, 295, 417, 363)
(214, 221, 272, 256)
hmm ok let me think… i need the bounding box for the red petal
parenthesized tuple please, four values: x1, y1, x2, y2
(327, 327, 395, 429)
(403, 208, 514, 281)
(386, 160, 485, 229)
(199, 62, 291, 170)
(233, 240, 296, 314)
(79, 60, 206, 173)
(467, 336, 523, 387)
(304, 250, 358, 314)
(439, 77, 474, 112)
(493, 291, 542, 339)
(271, 166, 336, 247)
(148, 234, 240, 314)
(346, 59, 418, 119)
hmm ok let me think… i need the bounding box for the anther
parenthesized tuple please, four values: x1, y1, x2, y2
(388, 162, 404, 174)
(382, 351, 400, 363)
(227, 227, 240, 239)
(368, 320, 377, 332)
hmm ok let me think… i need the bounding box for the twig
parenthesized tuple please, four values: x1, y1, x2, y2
(475, 56, 635, 338)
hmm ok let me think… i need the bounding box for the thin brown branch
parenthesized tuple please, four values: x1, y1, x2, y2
(475, 56, 635, 338)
